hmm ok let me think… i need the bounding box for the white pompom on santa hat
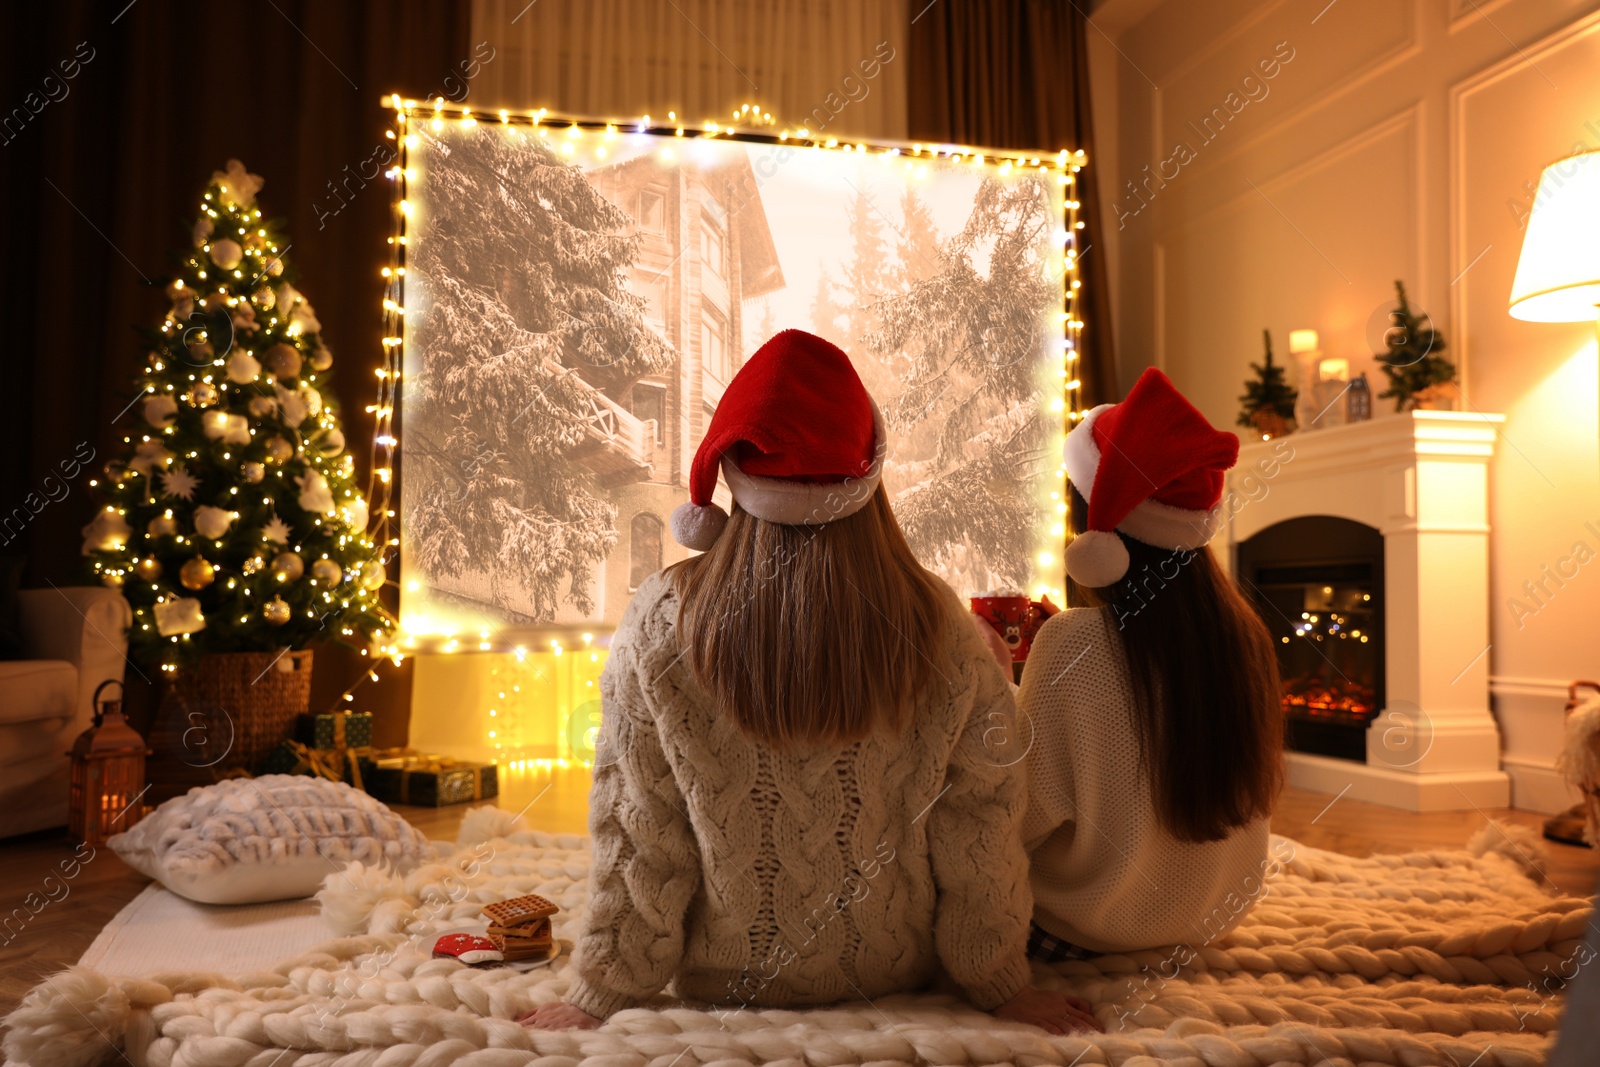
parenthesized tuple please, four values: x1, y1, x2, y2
(670, 329, 887, 550)
(1063, 367, 1240, 588)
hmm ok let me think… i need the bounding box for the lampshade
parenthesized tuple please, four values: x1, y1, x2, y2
(1509, 149, 1600, 322)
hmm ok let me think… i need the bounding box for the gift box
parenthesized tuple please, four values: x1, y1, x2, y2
(364, 755, 497, 807)
(257, 740, 367, 789)
(296, 711, 373, 750)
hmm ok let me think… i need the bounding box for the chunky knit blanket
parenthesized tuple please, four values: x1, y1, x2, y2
(5, 808, 1590, 1067)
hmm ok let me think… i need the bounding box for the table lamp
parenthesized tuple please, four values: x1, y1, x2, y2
(1510, 148, 1600, 322)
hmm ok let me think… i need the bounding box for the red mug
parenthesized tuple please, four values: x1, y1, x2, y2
(970, 593, 1058, 663)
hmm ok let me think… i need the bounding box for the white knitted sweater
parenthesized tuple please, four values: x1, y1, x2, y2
(1018, 607, 1271, 953)
(568, 572, 1033, 1020)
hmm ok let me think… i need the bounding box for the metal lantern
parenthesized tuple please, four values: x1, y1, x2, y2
(68, 680, 152, 847)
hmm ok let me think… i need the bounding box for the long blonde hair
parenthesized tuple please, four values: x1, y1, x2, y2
(668, 487, 952, 748)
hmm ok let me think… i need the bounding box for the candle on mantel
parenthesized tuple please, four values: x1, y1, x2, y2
(1289, 329, 1320, 354)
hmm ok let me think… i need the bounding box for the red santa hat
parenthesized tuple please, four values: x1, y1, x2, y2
(1062, 367, 1239, 587)
(670, 329, 886, 550)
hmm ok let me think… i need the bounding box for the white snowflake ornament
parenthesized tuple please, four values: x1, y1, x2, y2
(262, 515, 291, 544)
(160, 465, 200, 501)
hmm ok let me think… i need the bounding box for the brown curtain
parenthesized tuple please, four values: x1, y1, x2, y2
(908, 0, 1118, 406)
(2, 1, 472, 742)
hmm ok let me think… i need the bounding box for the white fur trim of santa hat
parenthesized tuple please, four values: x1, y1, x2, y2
(1062, 403, 1224, 585)
(717, 401, 888, 528)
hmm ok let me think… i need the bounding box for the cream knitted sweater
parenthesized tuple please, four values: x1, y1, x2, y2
(1018, 607, 1271, 954)
(568, 572, 1032, 1020)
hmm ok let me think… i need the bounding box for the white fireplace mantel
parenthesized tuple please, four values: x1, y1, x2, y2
(1225, 411, 1510, 812)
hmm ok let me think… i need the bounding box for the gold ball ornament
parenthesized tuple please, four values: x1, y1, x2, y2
(310, 558, 343, 585)
(359, 560, 386, 591)
(247, 395, 276, 418)
(271, 551, 304, 582)
(147, 514, 179, 538)
(253, 287, 276, 310)
(133, 557, 163, 581)
(310, 347, 333, 371)
(263, 596, 292, 625)
(266, 256, 284, 277)
(180, 557, 216, 590)
(263, 436, 293, 463)
(209, 238, 243, 270)
(241, 461, 266, 483)
(262, 343, 303, 380)
(186, 339, 214, 362)
(189, 381, 219, 407)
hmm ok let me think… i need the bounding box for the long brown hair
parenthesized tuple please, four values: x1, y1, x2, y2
(669, 487, 951, 748)
(1068, 486, 1282, 842)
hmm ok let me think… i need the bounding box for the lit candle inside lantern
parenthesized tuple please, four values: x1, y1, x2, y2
(1318, 357, 1350, 382)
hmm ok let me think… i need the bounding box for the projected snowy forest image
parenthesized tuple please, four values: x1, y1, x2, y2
(400, 124, 1064, 632)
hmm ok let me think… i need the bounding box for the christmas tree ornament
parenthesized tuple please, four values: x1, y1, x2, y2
(315, 427, 346, 456)
(192, 216, 213, 247)
(146, 513, 179, 538)
(274, 383, 308, 427)
(160, 465, 200, 501)
(193, 505, 234, 539)
(262, 597, 291, 625)
(263, 343, 302, 380)
(297, 470, 335, 516)
(241, 461, 266, 483)
(310, 558, 342, 585)
(154, 596, 206, 636)
(241, 553, 266, 576)
(227, 351, 261, 383)
(263, 436, 294, 463)
(143, 395, 179, 428)
(359, 560, 386, 591)
(341, 496, 368, 531)
(247, 395, 276, 418)
(271, 551, 305, 582)
(189, 381, 219, 407)
(180, 557, 216, 590)
(81, 508, 132, 554)
(310, 346, 333, 371)
(266, 256, 284, 277)
(231, 302, 258, 336)
(211, 159, 264, 207)
(128, 440, 172, 476)
(209, 238, 243, 270)
(253, 286, 277, 310)
(1236, 330, 1297, 440)
(202, 410, 250, 444)
(133, 557, 163, 581)
(262, 515, 291, 543)
(186, 339, 214, 363)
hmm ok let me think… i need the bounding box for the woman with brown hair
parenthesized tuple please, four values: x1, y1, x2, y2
(1016, 368, 1284, 963)
(523, 331, 1099, 1033)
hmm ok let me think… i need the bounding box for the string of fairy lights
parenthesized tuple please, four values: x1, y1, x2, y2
(360, 95, 1090, 760)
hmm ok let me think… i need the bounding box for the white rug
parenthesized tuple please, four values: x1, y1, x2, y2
(4, 808, 1589, 1067)
(79, 885, 334, 978)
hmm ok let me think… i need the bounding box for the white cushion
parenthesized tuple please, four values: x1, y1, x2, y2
(109, 775, 431, 904)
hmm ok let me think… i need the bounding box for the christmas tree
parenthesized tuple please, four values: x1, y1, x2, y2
(404, 125, 674, 621)
(1236, 329, 1297, 430)
(1376, 280, 1455, 410)
(81, 160, 391, 672)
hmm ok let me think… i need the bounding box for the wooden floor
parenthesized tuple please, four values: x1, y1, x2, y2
(1, 771, 1595, 1019)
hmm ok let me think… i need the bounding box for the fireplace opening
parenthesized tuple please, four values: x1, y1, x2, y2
(1235, 517, 1385, 763)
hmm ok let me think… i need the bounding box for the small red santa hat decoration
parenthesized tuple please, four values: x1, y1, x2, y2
(1062, 367, 1239, 587)
(671, 329, 886, 550)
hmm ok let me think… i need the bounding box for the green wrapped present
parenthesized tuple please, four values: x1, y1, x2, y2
(296, 711, 373, 750)
(364, 755, 497, 807)
(257, 740, 367, 789)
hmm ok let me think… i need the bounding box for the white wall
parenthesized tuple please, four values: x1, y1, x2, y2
(1089, 0, 1600, 811)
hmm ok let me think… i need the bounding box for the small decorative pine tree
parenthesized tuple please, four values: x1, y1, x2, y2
(1237, 329, 1297, 430)
(81, 160, 392, 672)
(1376, 280, 1455, 410)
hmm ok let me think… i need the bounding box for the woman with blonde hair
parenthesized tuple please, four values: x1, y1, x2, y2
(522, 330, 1098, 1034)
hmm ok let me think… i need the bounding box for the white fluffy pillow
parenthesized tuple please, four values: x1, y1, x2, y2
(109, 775, 432, 904)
